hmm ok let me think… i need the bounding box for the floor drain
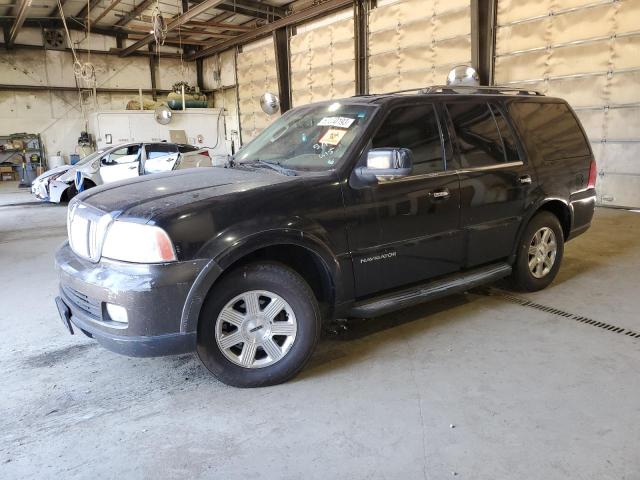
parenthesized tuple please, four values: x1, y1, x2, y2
(482, 288, 640, 339)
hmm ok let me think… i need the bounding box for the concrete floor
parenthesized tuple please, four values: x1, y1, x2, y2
(1, 180, 639, 480)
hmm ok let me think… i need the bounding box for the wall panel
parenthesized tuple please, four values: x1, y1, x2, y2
(494, 0, 640, 208)
(236, 38, 279, 144)
(368, 0, 472, 93)
(290, 11, 355, 107)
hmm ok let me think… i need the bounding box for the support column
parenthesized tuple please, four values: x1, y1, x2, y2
(471, 0, 497, 86)
(273, 26, 291, 113)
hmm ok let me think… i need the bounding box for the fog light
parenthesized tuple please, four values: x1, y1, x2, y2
(106, 303, 128, 324)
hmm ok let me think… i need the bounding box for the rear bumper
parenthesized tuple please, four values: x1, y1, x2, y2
(55, 242, 210, 357)
(569, 188, 596, 240)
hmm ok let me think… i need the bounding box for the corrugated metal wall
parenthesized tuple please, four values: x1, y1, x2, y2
(368, 0, 472, 93)
(495, 0, 640, 208)
(236, 38, 279, 143)
(290, 11, 356, 107)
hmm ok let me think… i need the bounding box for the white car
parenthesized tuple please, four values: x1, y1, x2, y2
(32, 142, 212, 203)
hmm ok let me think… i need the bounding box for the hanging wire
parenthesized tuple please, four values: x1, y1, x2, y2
(57, 0, 95, 84)
(152, 2, 168, 46)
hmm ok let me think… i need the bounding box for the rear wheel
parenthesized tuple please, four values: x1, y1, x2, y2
(197, 262, 321, 387)
(509, 211, 564, 292)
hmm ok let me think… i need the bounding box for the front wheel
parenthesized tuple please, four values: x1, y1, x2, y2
(509, 211, 565, 292)
(197, 262, 321, 387)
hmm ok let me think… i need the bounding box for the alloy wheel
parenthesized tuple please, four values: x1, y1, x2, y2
(215, 290, 297, 369)
(528, 227, 558, 279)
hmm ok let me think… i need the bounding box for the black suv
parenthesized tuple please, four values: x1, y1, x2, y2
(55, 86, 596, 387)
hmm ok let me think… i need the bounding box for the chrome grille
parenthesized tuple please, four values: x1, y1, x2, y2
(67, 200, 112, 262)
(62, 285, 102, 319)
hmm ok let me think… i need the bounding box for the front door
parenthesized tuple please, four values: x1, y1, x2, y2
(100, 144, 142, 184)
(444, 101, 534, 267)
(343, 102, 464, 298)
(143, 143, 180, 174)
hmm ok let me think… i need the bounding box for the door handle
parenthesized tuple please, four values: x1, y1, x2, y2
(128, 165, 137, 170)
(519, 175, 532, 185)
(429, 188, 450, 199)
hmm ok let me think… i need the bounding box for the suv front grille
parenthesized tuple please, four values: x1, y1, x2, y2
(67, 201, 112, 262)
(62, 285, 102, 319)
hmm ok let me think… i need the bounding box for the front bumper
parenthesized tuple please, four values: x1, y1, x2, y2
(55, 242, 209, 357)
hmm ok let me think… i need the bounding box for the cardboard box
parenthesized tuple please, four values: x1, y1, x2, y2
(0, 166, 13, 173)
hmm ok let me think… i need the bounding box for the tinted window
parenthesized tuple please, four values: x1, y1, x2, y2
(177, 144, 198, 153)
(372, 104, 444, 175)
(508, 102, 590, 161)
(146, 144, 178, 159)
(446, 103, 505, 168)
(489, 104, 520, 162)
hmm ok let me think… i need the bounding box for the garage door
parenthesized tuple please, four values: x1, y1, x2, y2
(494, 0, 640, 208)
(368, 0, 472, 93)
(290, 11, 356, 107)
(236, 38, 279, 144)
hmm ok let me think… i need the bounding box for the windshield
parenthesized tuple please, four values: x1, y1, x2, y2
(76, 148, 108, 166)
(236, 102, 376, 171)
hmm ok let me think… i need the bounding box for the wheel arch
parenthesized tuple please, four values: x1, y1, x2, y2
(180, 232, 341, 334)
(509, 198, 573, 263)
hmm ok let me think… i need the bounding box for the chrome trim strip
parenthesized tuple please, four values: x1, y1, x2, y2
(379, 161, 524, 185)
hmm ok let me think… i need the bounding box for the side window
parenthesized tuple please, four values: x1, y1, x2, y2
(508, 101, 591, 162)
(489, 104, 520, 162)
(145, 143, 178, 159)
(446, 102, 505, 169)
(103, 145, 140, 165)
(372, 104, 445, 175)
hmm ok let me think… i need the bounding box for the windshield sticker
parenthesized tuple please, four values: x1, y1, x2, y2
(318, 117, 355, 128)
(319, 129, 347, 146)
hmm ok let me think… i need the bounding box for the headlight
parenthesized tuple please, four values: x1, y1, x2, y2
(101, 221, 177, 263)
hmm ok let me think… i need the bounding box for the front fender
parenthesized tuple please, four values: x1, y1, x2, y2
(180, 224, 348, 334)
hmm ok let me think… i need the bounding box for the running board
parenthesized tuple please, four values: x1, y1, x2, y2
(348, 262, 512, 318)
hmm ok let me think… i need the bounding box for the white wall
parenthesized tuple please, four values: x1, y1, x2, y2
(0, 28, 198, 166)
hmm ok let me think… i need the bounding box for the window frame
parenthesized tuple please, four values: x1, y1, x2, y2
(367, 100, 449, 179)
(443, 100, 522, 172)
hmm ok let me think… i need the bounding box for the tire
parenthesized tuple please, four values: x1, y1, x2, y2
(197, 262, 321, 388)
(509, 211, 565, 292)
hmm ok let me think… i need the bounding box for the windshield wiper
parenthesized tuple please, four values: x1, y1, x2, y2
(242, 159, 298, 176)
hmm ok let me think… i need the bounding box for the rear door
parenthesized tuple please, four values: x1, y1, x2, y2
(444, 100, 534, 267)
(343, 101, 464, 297)
(143, 143, 180, 174)
(100, 144, 142, 183)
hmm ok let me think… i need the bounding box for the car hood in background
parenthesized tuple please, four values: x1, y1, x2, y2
(34, 164, 71, 182)
(77, 167, 300, 221)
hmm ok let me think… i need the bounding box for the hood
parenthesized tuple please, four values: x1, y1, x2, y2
(34, 164, 71, 182)
(78, 167, 300, 221)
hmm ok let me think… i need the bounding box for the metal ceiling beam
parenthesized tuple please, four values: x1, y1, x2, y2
(197, 0, 286, 20)
(188, 0, 352, 60)
(76, 0, 102, 21)
(8, 0, 31, 46)
(92, 0, 124, 25)
(9, 17, 134, 37)
(48, 0, 68, 17)
(188, 20, 252, 32)
(113, 0, 154, 27)
(119, 0, 225, 56)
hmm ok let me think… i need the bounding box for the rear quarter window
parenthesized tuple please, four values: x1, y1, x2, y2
(508, 101, 591, 162)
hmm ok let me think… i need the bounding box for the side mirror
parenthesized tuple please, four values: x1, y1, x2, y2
(356, 148, 413, 182)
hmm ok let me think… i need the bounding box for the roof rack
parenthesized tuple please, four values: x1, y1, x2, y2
(381, 85, 544, 96)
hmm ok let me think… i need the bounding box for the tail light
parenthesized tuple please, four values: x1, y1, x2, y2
(199, 150, 211, 158)
(587, 159, 597, 189)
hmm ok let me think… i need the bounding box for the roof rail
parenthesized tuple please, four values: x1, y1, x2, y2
(377, 85, 544, 96)
(421, 85, 544, 96)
